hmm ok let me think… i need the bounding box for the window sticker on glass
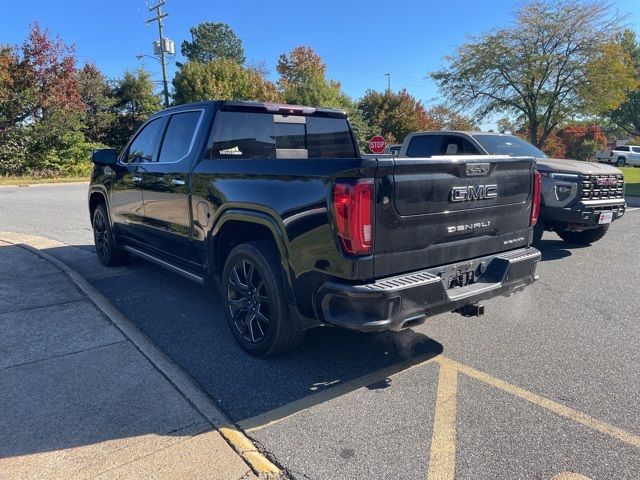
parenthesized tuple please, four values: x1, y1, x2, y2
(219, 146, 243, 156)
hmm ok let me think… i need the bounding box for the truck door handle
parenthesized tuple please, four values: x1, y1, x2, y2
(171, 178, 185, 186)
(132, 175, 143, 183)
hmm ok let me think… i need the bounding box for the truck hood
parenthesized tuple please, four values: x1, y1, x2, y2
(536, 158, 622, 175)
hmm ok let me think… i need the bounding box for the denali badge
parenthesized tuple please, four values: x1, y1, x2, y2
(451, 184, 498, 202)
(447, 221, 491, 233)
(465, 163, 491, 176)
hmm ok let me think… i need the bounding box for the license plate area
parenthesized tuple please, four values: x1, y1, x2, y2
(598, 211, 613, 224)
(442, 261, 477, 290)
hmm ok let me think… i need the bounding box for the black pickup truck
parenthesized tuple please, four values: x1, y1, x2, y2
(89, 101, 541, 356)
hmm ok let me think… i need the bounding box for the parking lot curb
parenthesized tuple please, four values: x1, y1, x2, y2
(0, 232, 284, 479)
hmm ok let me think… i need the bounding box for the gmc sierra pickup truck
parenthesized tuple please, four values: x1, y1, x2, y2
(89, 101, 541, 357)
(399, 132, 626, 244)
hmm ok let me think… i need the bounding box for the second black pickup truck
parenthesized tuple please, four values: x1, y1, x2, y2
(89, 101, 541, 356)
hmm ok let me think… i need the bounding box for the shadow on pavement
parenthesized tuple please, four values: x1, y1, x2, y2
(534, 237, 589, 262)
(42, 244, 444, 424)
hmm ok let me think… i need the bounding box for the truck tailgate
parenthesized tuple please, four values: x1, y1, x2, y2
(374, 155, 535, 278)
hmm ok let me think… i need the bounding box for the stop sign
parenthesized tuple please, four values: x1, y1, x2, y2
(369, 135, 386, 154)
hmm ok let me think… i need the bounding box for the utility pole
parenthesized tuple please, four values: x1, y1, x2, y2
(146, 1, 170, 108)
(385, 73, 391, 92)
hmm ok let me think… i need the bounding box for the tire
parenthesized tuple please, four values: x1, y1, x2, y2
(92, 204, 129, 266)
(557, 224, 610, 245)
(222, 241, 304, 357)
(532, 223, 544, 244)
(616, 157, 626, 167)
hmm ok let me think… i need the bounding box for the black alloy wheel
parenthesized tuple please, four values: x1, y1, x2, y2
(227, 258, 271, 344)
(92, 204, 128, 266)
(221, 242, 305, 357)
(93, 207, 110, 263)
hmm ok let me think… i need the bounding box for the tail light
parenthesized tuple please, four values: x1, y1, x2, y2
(332, 179, 373, 255)
(530, 170, 541, 226)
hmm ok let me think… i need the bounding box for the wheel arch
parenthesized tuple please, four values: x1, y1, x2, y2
(210, 210, 295, 302)
(88, 187, 109, 223)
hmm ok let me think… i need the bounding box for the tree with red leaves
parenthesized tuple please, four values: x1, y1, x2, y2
(0, 23, 83, 133)
(556, 124, 607, 160)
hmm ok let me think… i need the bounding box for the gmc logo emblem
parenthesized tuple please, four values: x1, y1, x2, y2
(451, 184, 498, 202)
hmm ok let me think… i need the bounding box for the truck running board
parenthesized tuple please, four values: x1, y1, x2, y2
(123, 245, 206, 285)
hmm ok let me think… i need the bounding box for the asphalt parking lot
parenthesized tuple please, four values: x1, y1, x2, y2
(1, 183, 639, 479)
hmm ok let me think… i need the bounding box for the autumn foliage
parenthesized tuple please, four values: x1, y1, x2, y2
(0, 23, 83, 133)
(527, 124, 607, 160)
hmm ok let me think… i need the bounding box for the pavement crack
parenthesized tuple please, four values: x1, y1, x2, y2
(0, 298, 85, 316)
(0, 339, 128, 371)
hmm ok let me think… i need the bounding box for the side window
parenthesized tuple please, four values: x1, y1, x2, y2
(616, 146, 629, 152)
(126, 118, 163, 163)
(158, 111, 201, 163)
(406, 135, 443, 157)
(210, 111, 275, 159)
(632, 147, 640, 153)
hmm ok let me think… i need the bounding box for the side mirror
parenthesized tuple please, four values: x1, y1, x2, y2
(91, 148, 118, 166)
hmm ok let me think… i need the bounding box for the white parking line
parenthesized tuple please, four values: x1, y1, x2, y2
(626, 207, 640, 212)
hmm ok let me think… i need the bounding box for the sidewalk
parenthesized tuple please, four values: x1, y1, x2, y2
(0, 238, 261, 479)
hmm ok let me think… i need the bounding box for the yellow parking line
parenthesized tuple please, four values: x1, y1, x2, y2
(551, 473, 592, 480)
(428, 361, 458, 480)
(438, 357, 640, 449)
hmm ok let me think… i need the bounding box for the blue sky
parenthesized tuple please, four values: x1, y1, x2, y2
(3, 0, 640, 115)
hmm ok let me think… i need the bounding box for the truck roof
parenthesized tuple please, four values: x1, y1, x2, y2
(152, 100, 348, 118)
(409, 130, 513, 137)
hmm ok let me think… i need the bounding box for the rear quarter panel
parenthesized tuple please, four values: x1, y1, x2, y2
(189, 157, 377, 317)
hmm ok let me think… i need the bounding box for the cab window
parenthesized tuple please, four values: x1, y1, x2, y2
(158, 111, 201, 163)
(208, 111, 358, 159)
(126, 118, 163, 163)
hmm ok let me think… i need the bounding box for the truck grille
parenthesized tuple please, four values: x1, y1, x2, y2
(580, 174, 624, 200)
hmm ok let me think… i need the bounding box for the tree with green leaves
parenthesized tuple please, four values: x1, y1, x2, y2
(76, 63, 115, 144)
(180, 22, 245, 64)
(357, 89, 433, 144)
(431, 1, 638, 149)
(606, 30, 640, 136)
(108, 68, 162, 150)
(425, 105, 476, 131)
(275, 46, 372, 148)
(172, 59, 281, 105)
(277, 46, 345, 107)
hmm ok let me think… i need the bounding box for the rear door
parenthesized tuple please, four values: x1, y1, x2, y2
(374, 155, 535, 277)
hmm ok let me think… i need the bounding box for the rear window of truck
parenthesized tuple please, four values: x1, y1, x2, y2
(208, 111, 357, 159)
